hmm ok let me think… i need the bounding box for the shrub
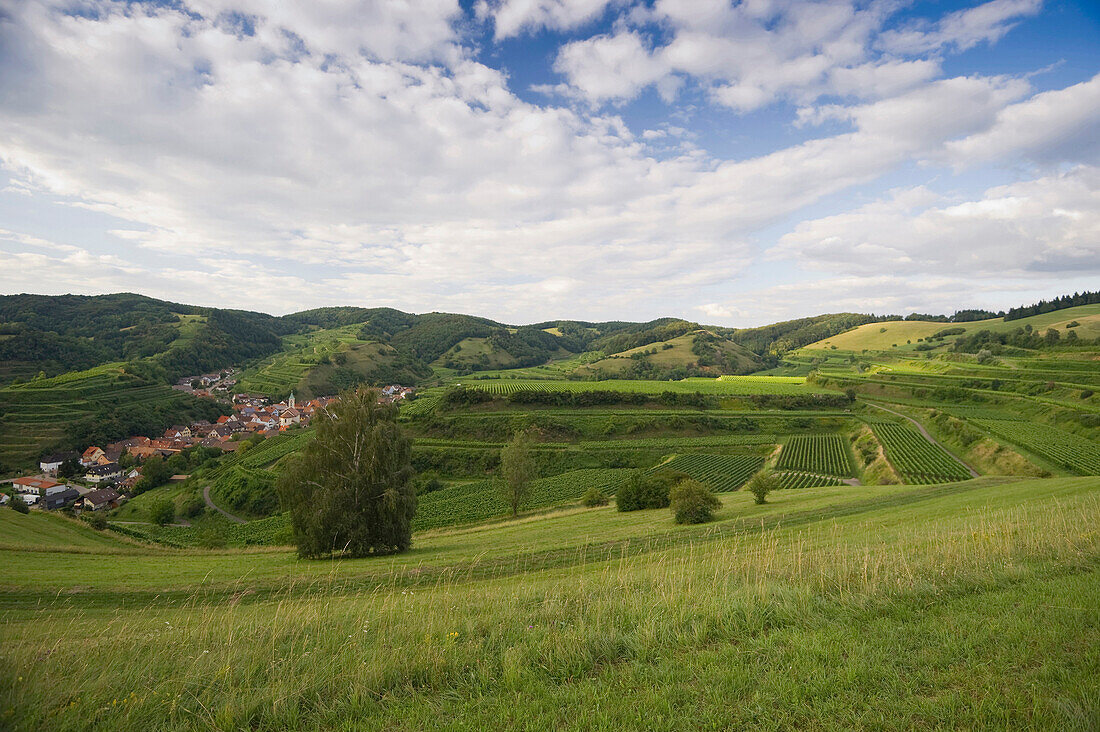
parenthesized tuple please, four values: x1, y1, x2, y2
(669, 479, 720, 524)
(9, 494, 29, 514)
(581, 485, 609, 508)
(616, 470, 680, 511)
(746, 470, 779, 505)
(83, 512, 108, 530)
(182, 497, 206, 519)
(1082, 390, 1094, 400)
(197, 526, 227, 549)
(150, 499, 175, 526)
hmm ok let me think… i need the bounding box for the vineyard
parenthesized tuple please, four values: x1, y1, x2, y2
(413, 469, 632, 531)
(775, 435, 854, 476)
(973, 419, 1100, 475)
(872, 424, 972, 484)
(454, 376, 828, 396)
(653, 454, 764, 492)
(776, 472, 845, 489)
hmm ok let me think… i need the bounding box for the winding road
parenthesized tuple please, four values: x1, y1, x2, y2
(202, 484, 246, 523)
(865, 402, 980, 478)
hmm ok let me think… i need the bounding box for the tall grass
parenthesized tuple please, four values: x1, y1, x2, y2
(2, 484, 1098, 731)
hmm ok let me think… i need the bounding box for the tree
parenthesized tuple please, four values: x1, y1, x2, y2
(670, 479, 720, 524)
(57, 458, 82, 480)
(499, 429, 536, 516)
(150, 499, 175, 526)
(133, 455, 170, 494)
(9, 494, 29, 514)
(277, 388, 416, 558)
(616, 470, 680, 512)
(581, 485, 609, 507)
(746, 469, 778, 505)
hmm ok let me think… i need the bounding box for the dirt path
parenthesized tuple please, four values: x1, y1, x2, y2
(865, 402, 980, 478)
(203, 484, 246, 524)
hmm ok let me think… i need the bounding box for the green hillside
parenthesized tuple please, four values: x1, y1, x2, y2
(575, 330, 763, 378)
(2, 476, 1098, 730)
(806, 304, 1100, 353)
(0, 363, 226, 469)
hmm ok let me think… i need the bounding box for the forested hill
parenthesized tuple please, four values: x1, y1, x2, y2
(0, 293, 289, 384)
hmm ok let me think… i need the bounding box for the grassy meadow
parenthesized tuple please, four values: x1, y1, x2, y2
(2, 475, 1099, 730)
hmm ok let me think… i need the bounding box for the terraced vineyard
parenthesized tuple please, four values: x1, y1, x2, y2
(413, 468, 632, 531)
(0, 363, 215, 468)
(776, 472, 845, 489)
(872, 423, 973, 484)
(973, 419, 1100, 475)
(236, 324, 364, 395)
(776, 435, 854, 476)
(457, 376, 829, 396)
(654, 454, 764, 492)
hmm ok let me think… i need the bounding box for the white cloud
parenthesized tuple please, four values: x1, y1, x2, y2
(771, 166, 1100, 277)
(477, 0, 619, 39)
(0, 0, 1092, 325)
(879, 0, 1042, 55)
(944, 73, 1100, 166)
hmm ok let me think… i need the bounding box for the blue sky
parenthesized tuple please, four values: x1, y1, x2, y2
(0, 0, 1097, 326)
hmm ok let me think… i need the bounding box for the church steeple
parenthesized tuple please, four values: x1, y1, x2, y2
(288, 392, 295, 408)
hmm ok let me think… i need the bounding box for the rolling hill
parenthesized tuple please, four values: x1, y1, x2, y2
(804, 304, 1100, 353)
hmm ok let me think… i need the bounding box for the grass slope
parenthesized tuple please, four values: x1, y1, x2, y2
(805, 304, 1100, 352)
(1, 476, 1097, 730)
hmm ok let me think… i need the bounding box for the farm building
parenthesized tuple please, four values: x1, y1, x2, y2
(43, 488, 80, 510)
(11, 476, 64, 495)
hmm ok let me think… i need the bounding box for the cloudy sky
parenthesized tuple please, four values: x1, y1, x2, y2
(0, 0, 1097, 326)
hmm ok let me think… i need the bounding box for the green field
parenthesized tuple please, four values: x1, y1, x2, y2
(2, 476, 1098, 730)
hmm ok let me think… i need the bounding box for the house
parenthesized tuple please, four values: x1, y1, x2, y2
(81, 446, 106, 467)
(163, 425, 191, 440)
(278, 408, 300, 427)
(39, 451, 79, 475)
(12, 476, 63, 495)
(81, 488, 121, 511)
(85, 463, 123, 484)
(43, 487, 80, 510)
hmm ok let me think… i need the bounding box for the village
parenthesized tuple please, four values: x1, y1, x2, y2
(1, 385, 415, 514)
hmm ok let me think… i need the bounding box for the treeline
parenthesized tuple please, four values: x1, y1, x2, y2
(1004, 291, 1100, 321)
(156, 310, 284, 380)
(903, 309, 1002, 322)
(952, 326, 1093, 354)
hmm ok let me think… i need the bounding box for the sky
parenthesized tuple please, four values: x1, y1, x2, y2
(0, 0, 1097, 327)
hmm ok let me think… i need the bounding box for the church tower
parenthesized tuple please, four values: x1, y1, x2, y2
(288, 392, 295, 408)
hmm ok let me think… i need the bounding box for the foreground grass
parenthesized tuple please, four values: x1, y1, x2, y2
(1, 477, 1098, 730)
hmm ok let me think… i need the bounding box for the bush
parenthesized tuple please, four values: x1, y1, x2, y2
(581, 485, 609, 507)
(669, 479, 720, 524)
(1082, 390, 1094, 400)
(197, 526, 227, 549)
(9, 494, 29, 514)
(182, 497, 206, 519)
(150, 499, 175, 526)
(83, 512, 108, 530)
(746, 470, 778, 505)
(616, 470, 680, 512)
